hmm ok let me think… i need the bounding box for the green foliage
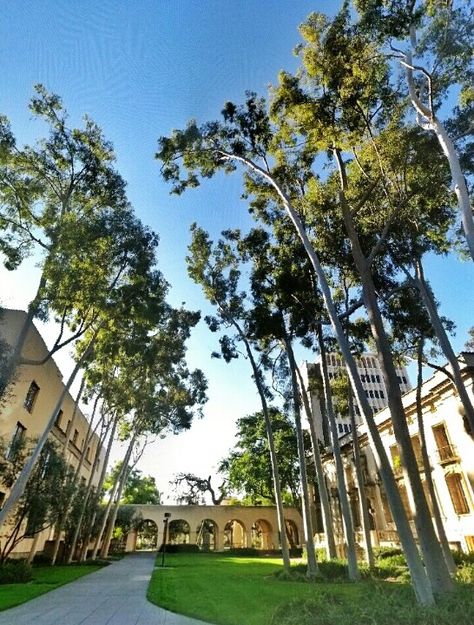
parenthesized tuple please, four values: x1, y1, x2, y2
(104, 463, 161, 505)
(456, 563, 474, 585)
(0, 559, 32, 584)
(271, 584, 474, 625)
(0, 437, 70, 562)
(218, 409, 301, 506)
(161, 543, 201, 554)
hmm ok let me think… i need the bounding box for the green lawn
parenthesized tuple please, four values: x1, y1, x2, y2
(0, 564, 103, 612)
(147, 554, 370, 625)
(146, 553, 474, 625)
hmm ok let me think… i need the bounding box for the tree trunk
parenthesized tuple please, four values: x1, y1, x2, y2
(316, 327, 360, 580)
(295, 360, 337, 560)
(0, 341, 93, 531)
(65, 418, 110, 563)
(99, 437, 136, 559)
(218, 151, 434, 605)
(61, 375, 88, 458)
(51, 393, 102, 565)
(228, 318, 291, 571)
(26, 532, 41, 565)
(404, 27, 474, 262)
(284, 334, 320, 579)
(416, 340, 456, 576)
(348, 395, 375, 568)
(337, 181, 453, 596)
(79, 414, 119, 562)
(414, 257, 474, 433)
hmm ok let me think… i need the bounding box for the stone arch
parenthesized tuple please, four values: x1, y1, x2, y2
(285, 519, 299, 547)
(196, 519, 218, 551)
(223, 519, 247, 549)
(136, 519, 159, 550)
(251, 518, 273, 550)
(168, 519, 191, 544)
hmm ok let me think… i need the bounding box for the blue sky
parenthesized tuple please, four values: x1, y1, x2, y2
(1, 1, 472, 498)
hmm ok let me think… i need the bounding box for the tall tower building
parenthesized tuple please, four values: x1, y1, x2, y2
(301, 353, 411, 445)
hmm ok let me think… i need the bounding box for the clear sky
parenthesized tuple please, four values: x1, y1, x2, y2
(1, 1, 472, 501)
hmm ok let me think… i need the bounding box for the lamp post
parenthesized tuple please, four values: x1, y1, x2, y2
(161, 512, 171, 567)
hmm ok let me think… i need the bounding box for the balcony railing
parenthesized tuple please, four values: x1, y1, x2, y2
(435, 444, 459, 464)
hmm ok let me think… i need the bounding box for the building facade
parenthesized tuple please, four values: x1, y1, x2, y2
(0, 309, 105, 558)
(318, 353, 474, 553)
(301, 352, 411, 444)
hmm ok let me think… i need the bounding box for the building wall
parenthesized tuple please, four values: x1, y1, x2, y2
(319, 354, 474, 553)
(120, 504, 304, 553)
(301, 353, 411, 444)
(0, 309, 105, 557)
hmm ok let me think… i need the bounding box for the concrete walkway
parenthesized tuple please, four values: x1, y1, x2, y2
(0, 552, 211, 625)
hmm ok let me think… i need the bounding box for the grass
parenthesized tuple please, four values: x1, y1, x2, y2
(147, 553, 370, 625)
(146, 552, 474, 625)
(0, 564, 104, 612)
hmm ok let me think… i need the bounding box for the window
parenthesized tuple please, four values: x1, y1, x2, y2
(338, 423, 344, 434)
(445, 473, 470, 515)
(380, 390, 385, 399)
(371, 374, 376, 382)
(54, 409, 64, 429)
(376, 375, 381, 383)
(432, 423, 457, 463)
(72, 429, 79, 445)
(86, 446, 91, 461)
(369, 390, 374, 398)
(24, 381, 40, 412)
(0, 492, 5, 508)
(6, 422, 26, 460)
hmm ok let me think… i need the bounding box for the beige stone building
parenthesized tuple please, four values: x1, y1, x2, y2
(318, 352, 474, 553)
(0, 309, 105, 557)
(120, 504, 303, 554)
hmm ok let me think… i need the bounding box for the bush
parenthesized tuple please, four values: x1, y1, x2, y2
(273, 560, 350, 583)
(160, 543, 200, 554)
(271, 586, 474, 625)
(319, 559, 349, 581)
(32, 553, 53, 565)
(224, 547, 259, 557)
(374, 547, 404, 560)
(0, 559, 32, 584)
(456, 562, 474, 584)
(452, 550, 474, 566)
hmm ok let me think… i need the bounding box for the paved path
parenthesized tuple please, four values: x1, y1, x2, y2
(0, 552, 211, 625)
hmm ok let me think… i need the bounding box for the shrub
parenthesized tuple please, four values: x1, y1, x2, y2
(374, 547, 404, 560)
(456, 562, 474, 584)
(32, 553, 53, 565)
(225, 547, 259, 557)
(0, 559, 32, 584)
(160, 543, 200, 554)
(271, 586, 474, 625)
(319, 559, 349, 581)
(452, 550, 474, 566)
